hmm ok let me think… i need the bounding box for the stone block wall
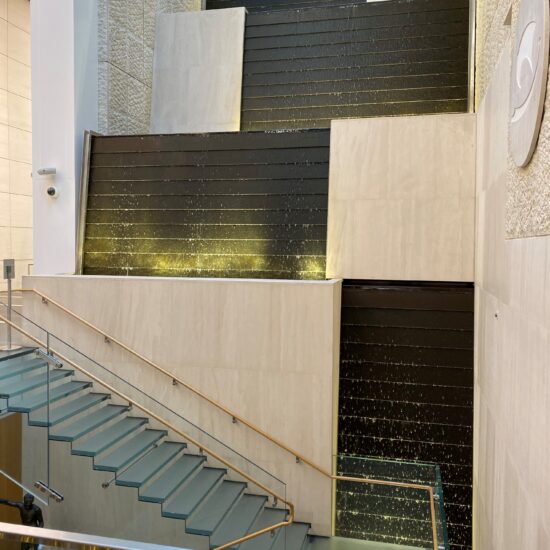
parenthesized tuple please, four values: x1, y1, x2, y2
(98, 0, 202, 135)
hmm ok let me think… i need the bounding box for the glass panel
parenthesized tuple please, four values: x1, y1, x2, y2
(335, 454, 449, 550)
(0, 296, 288, 549)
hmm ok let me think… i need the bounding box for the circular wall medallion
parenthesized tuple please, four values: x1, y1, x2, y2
(510, 0, 550, 167)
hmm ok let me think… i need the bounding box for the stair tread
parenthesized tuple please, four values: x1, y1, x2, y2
(240, 507, 288, 550)
(210, 494, 268, 548)
(8, 380, 92, 412)
(0, 359, 46, 381)
(29, 392, 109, 427)
(116, 441, 186, 487)
(162, 467, 226, 519)
(72, 416, 148, 456)
(139, 454, 206, 503)
(0, 348, 34, 363)
(186, 480, 246, 535)
(0, 368, 73, 397)
(271, 522, 310, 550)
(50, 404, 128, 441)
(94, 429, 167, 472)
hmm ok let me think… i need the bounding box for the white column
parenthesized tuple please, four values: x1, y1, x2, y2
(31, 0, 98, 275)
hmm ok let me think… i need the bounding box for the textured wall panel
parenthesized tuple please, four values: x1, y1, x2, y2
(82, 131, 329, 279)
(338, 283, 474, 550)
(151, 8, 246, 133)
(238, 0, 470, 130)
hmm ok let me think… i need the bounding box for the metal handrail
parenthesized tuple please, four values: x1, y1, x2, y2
(2, 290, 441, 549)
(0, 468, 48, 507)
(0, 521, 187, 550)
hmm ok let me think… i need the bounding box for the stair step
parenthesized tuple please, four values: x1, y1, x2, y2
(71, 417, 148, 457)
(139, 454, 206, 504)
(210, 494, 268, 549)
(186, 480, 246, 535)
(0, 358, 47, 381)
(0, 368, 73, 398)
(8, 380, 92, 413)
(162, 467, 226, 520)
(94, 429, 167, 472)
(29, 393, 109, 427)
(239, 507, 288, 550)
(116, 441, 186, 488)
(271, 522, 310, 550)
(50, 404, 128, 442)
(0, 348, 34, 363)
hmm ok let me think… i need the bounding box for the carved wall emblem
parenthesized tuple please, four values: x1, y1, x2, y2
(510, 0, 550, 167)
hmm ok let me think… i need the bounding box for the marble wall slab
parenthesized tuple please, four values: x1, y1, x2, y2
(151, 8, 245, 134)
(22, 274, 341, 535)
(326, 113, 476, 282)
(474, 37, 550, 550)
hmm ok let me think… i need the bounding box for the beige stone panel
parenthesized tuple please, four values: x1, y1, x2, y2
(0, 0, 6, 21)
(0, 87, 6, 125)
(0, 156, 7, 192)
(7, 57, 30, 98)
(0, 122, 8, 158)
(0, 190, 8, 225)
(8, 159, 30, 195)
(0, 226, 10, 255)
(151, 8, 246, 133)
(10, 226, 30, 259)
(9, 192, 30, 227)
(7, 0, 29, 32)
(327, 114, 476, 281)
(0, 54, 7, 91)
(7, 22, 28, 65)
(7, 90, 30, 130)
(474, 30, 550, 550)
(8, 125, 30, 162)
(0, 19, 6, 56)
(22, 275, 342, 535)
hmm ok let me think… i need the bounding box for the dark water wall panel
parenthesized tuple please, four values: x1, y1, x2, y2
(207, 0, 366, 11)
(338, 283, 473, 550)
(82, 130, 329, 279)
(240, 0, 470, 130)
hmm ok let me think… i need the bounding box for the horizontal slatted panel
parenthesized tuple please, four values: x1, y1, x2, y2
(338, 283, 473, 550)
(83, 130, 330, 280)
(207, 0, 369, 11)
(239, 0, 470, 130)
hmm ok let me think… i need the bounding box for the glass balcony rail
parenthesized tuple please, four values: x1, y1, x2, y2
(335, 455, 448, 550)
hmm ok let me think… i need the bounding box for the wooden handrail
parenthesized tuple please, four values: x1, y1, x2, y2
(2, 290, 441, 550)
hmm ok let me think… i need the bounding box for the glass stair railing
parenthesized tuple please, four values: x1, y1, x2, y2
(335, 455, 448, 550)
(0, 303, 298, 549)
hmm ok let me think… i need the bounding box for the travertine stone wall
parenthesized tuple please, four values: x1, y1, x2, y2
(475, 28, 550, 550)
(98, 0, 202, 135)
(0, 0, 32, 292)
(477, 0, 550, 238)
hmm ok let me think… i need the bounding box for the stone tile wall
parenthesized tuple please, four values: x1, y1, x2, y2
(98, 0, 202, 135)
(0, 0, 32, 292)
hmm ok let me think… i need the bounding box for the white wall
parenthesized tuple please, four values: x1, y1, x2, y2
(22, 275, 342, 536)
(31, 0, 98, 276)
(474, 39, 550, 550)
